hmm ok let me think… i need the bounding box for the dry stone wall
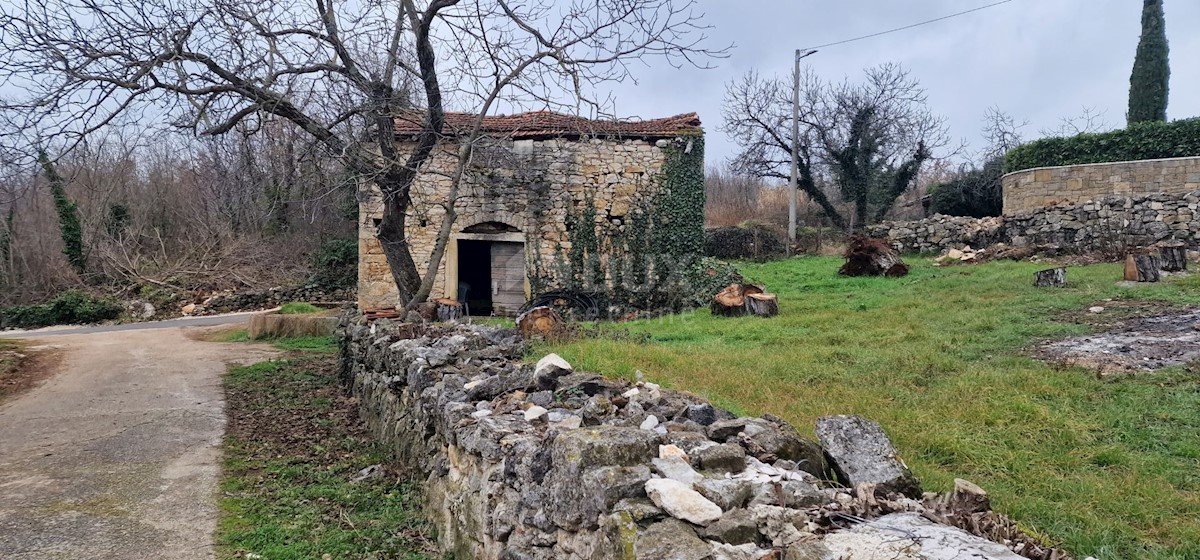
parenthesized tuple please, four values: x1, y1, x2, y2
(338, 316, 1051, 560)
(868, 189, 1200, 254)
(1002, 156, 1200, 215)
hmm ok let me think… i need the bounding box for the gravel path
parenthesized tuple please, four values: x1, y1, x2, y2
(0, 327, 277, 559)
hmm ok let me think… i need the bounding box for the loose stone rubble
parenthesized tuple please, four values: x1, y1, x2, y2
(339, 315, 1072, 560)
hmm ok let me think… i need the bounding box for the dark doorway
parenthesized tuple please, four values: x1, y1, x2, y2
(457, 240, 493, 316)
(456, 239, 526, 316)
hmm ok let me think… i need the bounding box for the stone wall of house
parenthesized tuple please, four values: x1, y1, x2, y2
(868, 190, 1200, 254)
(338, 316, 1057, 560)
(1002, 156, 1200, 215)
(359, 136, 698, 310)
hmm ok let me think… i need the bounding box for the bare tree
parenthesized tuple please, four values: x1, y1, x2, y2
(981, 105, 1027, 158)
(1039, 106, 1112, 138)
(723, 63, 951, 230)
(0, 0, 723, 309)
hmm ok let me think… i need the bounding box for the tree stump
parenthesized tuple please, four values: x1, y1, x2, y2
(516, 306, 565, 338)
(710, 284, 749, 317)
(1034, 267, 1066, 287)
(712, 284, 779, 317)
(1160, 243, 1188, 272)
(434, 298, 464, 321)
(1133, 254, 1161, 282)
(1123, 254, 1140, 281)
(745, 292, 779, 317)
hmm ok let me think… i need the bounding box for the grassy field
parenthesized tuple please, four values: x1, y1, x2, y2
(217, 335, 435, 560)
(538, 257, 1200, 560)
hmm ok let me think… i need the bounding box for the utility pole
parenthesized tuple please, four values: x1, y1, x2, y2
(788, 49, 818, 253)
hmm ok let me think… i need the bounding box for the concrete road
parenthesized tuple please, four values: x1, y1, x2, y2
(0, 326, 278, 559)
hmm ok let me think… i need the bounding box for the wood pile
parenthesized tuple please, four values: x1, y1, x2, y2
(839, 236, 909, 278)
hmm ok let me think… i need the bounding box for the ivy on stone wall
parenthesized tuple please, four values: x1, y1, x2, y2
(653, 136, 706, 258)
(544, 135, 721, 315)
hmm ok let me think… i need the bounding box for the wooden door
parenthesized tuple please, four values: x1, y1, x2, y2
(489, 242, 526, 316)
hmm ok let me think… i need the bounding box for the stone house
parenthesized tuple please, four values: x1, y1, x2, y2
(358, 110, 705, 315)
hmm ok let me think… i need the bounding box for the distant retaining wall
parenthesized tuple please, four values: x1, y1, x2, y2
(1002, 156, 1200, 215)
(868, 189, 1200, 254)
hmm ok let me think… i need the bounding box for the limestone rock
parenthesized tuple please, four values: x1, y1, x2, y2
(695, 443, 747, 473)
(700, 508, 759, 545)
(645, 478, 723, 526)
(653, 455, 704, 485)
(748, 480, 824, 509)
(614, 497, 664, 522)
(635, 518, 711, 560)
(710, 543, 773, 560)
(821, 512, 1025, 559)
(535, 353, 573, 378)
(543, 427, 657, 530)
(694, 478, 752, 511)
(815, 415, 920, 498)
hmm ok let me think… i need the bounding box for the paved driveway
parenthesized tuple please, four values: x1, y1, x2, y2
(0, 324, 277, 559)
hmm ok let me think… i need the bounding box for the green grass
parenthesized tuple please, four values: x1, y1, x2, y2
(211, 328, 250, 342)
(279, 302, 323, 315)
(538, 257, 1200, 560)
(208, 327, 335, 353)
(272, 335, 338, 353)
(218, 351, 434, 560)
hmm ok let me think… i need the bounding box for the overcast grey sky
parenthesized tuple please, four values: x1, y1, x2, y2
(603, 0, 1200, 168)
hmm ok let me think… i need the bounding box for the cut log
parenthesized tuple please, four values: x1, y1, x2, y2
(1160, 242, 1188, 272)
(1034, 267, 1066, 288)
(516, 306, 565, 338)
(1123, 254, 1139, 281)
(839, 236, 908, 278)
(434, 298, 464, 322)
(745, 292, 779, 317)
(1133, 254, 1161, 282)
(710, 283, 749, 317)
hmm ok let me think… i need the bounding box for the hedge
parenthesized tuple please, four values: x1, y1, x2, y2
(1004, 118, 1200, 173)
(0, 290, 123, 329)
(704, 222, 787, 260)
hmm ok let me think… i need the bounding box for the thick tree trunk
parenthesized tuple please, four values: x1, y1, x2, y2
(1034, 267, 1066, 287)
(1160, 243, 1187, 272)
(376, 194, 423, 305)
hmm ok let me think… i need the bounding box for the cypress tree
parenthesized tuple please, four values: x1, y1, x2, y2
(1127, 0, 1170, 125)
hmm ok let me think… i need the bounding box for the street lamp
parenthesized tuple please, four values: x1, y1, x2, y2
(788, 48, 818, 252)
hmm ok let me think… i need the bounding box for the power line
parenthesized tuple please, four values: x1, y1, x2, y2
(799, 0, 1016, 51)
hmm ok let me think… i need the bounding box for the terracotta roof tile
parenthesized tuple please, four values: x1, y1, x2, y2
(393, 110, 701, 140)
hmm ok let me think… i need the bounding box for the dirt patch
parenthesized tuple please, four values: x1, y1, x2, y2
(0, 342, 64, 404)
(1038, 306, 1200, 374)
